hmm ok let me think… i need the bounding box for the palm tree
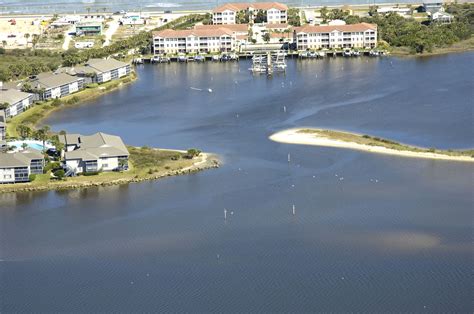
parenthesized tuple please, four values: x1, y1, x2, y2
(21, 143, 28, 150)
(35, 125, 50, 152)
(24, 33, 30, 47)
(17, 125, 32, 139)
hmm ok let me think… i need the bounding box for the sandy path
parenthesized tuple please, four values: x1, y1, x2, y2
(269, 128, 474, 163)
(103, 17, 119, 47)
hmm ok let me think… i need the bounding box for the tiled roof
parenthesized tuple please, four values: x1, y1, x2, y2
(153, 28, 235, 38)
(195, 24, 249, 33)
(33, 73, 82, 89)
(294, 23, 377, 34)
(213, 2, 288, 13)
(265, 23, 289, 29)
(85, 58, 129, 73)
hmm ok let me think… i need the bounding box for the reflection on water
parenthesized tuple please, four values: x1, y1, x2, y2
(1, 53, 473, 312)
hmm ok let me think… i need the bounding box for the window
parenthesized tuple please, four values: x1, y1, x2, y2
(4, 174, 12, 179)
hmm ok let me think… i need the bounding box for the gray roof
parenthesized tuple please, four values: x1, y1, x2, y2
(0, 148, 43, 168)
(0, 89, 32, 105)
(85, 58, 129, 74)
(59, 133, 81, 146)
(33, 73, 82, 89)
(64, 132, 129, 161)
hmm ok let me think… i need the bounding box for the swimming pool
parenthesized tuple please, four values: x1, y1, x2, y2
(7, 140, 54, 151)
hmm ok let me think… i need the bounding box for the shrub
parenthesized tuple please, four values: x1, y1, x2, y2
(51, 98, 62, 107)
(29, 174, 36, 182)
(83, 171, 100, 176)
(53, 169, 65, 180)
(186, 148, 201, 159)
(86, 83, 99, 88)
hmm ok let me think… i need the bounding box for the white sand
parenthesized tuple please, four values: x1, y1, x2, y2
(269, 128, 474, 163)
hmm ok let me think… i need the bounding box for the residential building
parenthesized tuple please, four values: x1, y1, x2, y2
(0, 88, 34, 118)
(265, 23, 290, 32)
(293, 23, 377, 50)
(60, 132, 129, 174)
(432, 10, 453, 23)
(75, 58, 131, 84)
(153, 28, 238, 55)
(194, 24, 249, 36)
(0, 149, 44, 184)
(0, 111, 5, 148)
(30, 73, 84, 100)
(212, 2, 288, 25)
(75, 22, 103, 36)
(422, 0, 443, 14)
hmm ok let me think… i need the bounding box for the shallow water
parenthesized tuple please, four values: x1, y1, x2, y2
(1, 53, 473, 312)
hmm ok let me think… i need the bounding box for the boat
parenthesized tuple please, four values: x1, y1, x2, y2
(133, 57, 144, 64)
(343, 49, 352, 57)
(229, 53, 239, 61)
(317, 51, 326, 58)
(369, 50, 380, 56)
(308, 51, 317, 58)
(194, 55, 205, 62)
(177, 53, 187, 62)
(220, 53, 230, 62)
(159, 56, 170, 63)
(211, 55, 220, 61)
(352, 50, 361, 56)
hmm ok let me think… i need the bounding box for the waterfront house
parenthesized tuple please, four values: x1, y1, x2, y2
(422, 0, 443, 14)
(212, 2, 288, 25)
(60, 132, 129, 174)
(153, 28, 238, 55)
(75, 58, 131, 84)
(0, 88, 34, 118)
(75, 21, 103, 36)
(0, 148, 44, 184)
(293, 23, 377, 50)
(30, 73, 84, 100)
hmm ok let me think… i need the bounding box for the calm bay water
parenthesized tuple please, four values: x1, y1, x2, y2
(1, 0, 418, 14)
(1, 53, 473, 312)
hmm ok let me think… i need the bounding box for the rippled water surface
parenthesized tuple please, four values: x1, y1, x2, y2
(1, 0, 421, 14)
(1, 53, 473, 312)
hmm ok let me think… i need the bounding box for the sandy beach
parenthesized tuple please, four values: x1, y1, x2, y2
(269, 128, 474, 163)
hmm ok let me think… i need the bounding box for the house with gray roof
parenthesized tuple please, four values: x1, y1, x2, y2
(0, 88, 34, 118)
(0, 148, 44, 184)
(31, 72, 84, 100)
(60, 132, 129, 174)
(75, 58, 131, 84)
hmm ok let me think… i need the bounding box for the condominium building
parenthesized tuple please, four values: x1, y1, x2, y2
(30, 73, 84, 100)
(153, 28, 238, 55)
(75, 58, 131, 84)
(293, 23, 377, 50)
(0, 88, 34, 118)
(0, 149, 44, 184)
(61, 132, 129, 174)
(212, 2, 288, 25)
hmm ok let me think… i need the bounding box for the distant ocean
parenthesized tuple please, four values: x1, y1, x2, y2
(0, 0, 416, 14)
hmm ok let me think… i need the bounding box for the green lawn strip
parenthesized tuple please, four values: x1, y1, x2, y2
(298, 129, 474, 157)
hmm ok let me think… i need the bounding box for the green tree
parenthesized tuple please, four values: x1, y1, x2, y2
(35, 125, 50, 152)
(320, 7, 329, 23)
(186, 148, 201, 159)
(17, 125, 32, 139)
(254, 10, 267, 23)
(21, 142, 28, 150)
(262, 32, 271, 43)
(288, 8, 301, 26)
(0, 102, 9, 111)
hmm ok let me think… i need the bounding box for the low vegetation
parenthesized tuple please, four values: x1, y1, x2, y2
(328, 3, 474, 54)
(299, 129, 474, 157)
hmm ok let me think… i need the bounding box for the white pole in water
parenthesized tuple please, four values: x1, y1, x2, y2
(288, 153, 291, 163)
(283, 105, 287, 113)
(224, 208, 227, 220)
(292, 204, 296, 215)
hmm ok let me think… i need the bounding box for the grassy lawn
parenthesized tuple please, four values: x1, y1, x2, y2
(299, 129, 474, 157)
(6, 72, 137, 138)
(0, 147, 204, 192)
(390, 36, 474, 56)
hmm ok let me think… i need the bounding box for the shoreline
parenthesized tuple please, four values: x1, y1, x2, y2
(269, 128, 474, 163)
(0, 152, 219, 194)
(3, 71, 220, 194)
(7, 72, 138, 138)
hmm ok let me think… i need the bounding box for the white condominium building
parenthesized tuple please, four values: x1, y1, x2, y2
(294, 23, 378, 50)
(212, 2, 288, 25)
(153, 28, 238, 55)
